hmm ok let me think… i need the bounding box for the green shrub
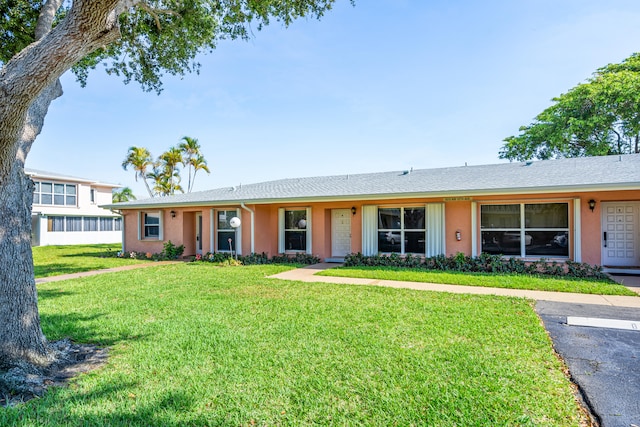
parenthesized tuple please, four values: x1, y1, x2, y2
(344, 252, 609, 280)
(161, 241, 185, 260)
(194, 251, 320, 266)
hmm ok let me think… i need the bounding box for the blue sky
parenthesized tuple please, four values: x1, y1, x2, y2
(26, 0, 640, 198)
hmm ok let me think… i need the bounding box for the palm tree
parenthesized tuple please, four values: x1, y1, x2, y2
(112, 187, 136, 203)
(158, 147, 183, 195)
(178, 136, 209, 192)
(122, 146, 154, 197)
(188, 154, 210, 192)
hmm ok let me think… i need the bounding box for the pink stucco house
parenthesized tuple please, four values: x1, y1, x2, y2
(104, 154, 640, 272)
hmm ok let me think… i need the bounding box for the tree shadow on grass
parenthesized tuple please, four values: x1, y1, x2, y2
(34, 263, 110, 278)
(40, 312, 150, 347)
(5, 383, 233, 426)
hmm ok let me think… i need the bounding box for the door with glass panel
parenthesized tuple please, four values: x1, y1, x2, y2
(602, 203, 640, 267)
(195, 213, 203, 255)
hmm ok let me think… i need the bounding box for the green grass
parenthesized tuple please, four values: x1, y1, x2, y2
(33, 244, 153, 278)
(317, 266, 637, 296)
(2, 264, 587, 425)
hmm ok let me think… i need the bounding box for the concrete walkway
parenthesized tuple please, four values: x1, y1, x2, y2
(269, 263, 640, 307)
(35, 261, 179, 284)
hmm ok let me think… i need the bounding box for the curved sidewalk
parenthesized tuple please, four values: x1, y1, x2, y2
(269, 263, 640, 308)
(35, 261, 180, 284)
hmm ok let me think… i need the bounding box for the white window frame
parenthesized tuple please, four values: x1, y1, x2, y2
(139, 211, 163, 240)
(479, 202, 570, 258)
(33, 180, 77, 207)
(214, 209, 241, 254)
(377, 206, 426, 255)
(278, 208, 312, 254)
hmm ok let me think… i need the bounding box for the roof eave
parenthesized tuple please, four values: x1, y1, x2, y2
(102, 182, 639, 211)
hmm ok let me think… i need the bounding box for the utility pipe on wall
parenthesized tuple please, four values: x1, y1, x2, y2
(240, 202, 255, 254)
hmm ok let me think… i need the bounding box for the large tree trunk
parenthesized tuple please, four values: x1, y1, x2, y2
(0, 165, 49, 368)
(0, 1, 129, 377)
(0, 80, 63, 370)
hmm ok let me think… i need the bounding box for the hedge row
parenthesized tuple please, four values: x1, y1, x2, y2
(194, 251, 321, 266)
(344, 252, 609, 280)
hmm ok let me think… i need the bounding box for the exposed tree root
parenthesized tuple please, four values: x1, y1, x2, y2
(0, 339, 107, 407)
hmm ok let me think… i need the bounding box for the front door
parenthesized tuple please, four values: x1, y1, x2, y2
(331, 209, 351, 258)
(196, 213, 203, 255)
(602, 202, 640, 267)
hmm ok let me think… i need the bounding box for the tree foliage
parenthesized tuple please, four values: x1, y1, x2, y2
(122, 137, 210, 197)
(0, 0, 346, 385)
(500, 53, 640, 161)
(112, 186, 136, 202)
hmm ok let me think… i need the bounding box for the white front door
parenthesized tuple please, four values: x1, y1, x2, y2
(332, 209, 352, 257)
(602, 202, 640, 267)
(196, 213, 203, 255)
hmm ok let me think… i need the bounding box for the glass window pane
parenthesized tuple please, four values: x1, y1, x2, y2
(405, 231, 425, 254)
(34, 182, 40, 192)
(41, 182, 52, 193)
(285, 210, 307, 230)
(481, 231, 521, 255)
(41, 194, 52, 204)
(378, 231, 401, 252)
(285, 230, 306, 251)
(404, 208, 425, 230)
(217, 231, 236, 251)
(525, 231, 569, 256)
(378, 208, 401, 229)
(114, 218, 122, 231)
(218, 210, 237, 230)
(145, 213, 160, 225)
(54, 183, 65, 194)
(84, 217, 98, 231)
(66, 185, 76, 195)
(145, 226, 159, 238)
(54, 194, 65, 205)
(481, 205, 520, 228)
(100, 217, 113, 231)
(66, 195, 76, 205)
(48, 217, 65, 232)
(525, 203, 568, 228)
(66, 216, 82, 232)
(33, 193, 39, 204)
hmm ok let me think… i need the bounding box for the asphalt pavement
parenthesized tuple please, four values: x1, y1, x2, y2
(536, 301, 640, 427)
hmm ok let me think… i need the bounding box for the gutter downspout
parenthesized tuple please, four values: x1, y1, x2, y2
(240, 202, 255, 254)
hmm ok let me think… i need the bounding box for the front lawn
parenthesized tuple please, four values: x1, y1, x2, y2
(33, 244, 153, 278)
(317, 266, 636, 296)
(2, 264, 587, 425)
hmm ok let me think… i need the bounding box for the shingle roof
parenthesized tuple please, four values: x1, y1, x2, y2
(105, 154, 640, 209)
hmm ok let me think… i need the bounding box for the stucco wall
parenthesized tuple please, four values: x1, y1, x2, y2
(119, 189, 640, 266)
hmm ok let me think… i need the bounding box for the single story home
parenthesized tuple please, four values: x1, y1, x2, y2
(28, 168, 123, 246)
(104, 154, 640, 273)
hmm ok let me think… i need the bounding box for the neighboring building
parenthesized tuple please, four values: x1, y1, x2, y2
(28, 169, 123, 246)
(104, 154, 640, 273)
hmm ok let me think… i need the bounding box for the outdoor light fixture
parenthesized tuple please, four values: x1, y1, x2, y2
(588, 199, 596, 212)
(230, 217, 241, 260)
(170, 210, 176, 218)
(351, 206, 357, 216)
